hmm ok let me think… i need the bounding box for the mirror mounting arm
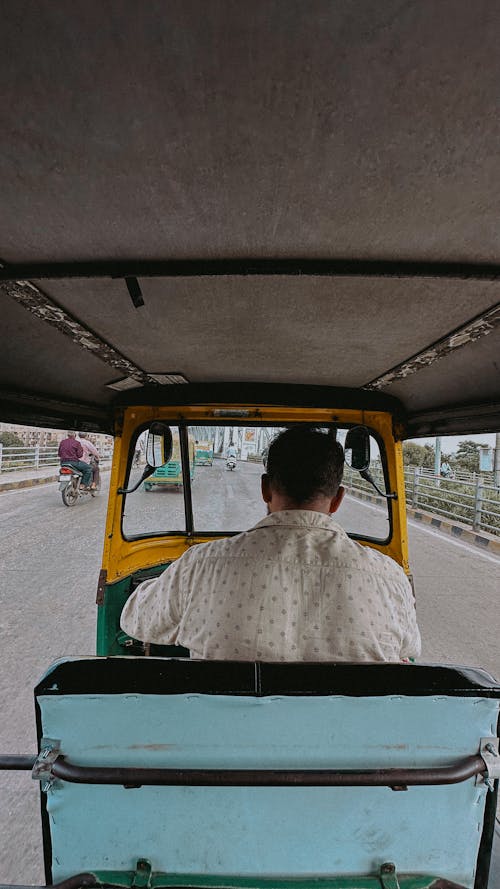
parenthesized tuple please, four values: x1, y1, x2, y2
(360, 469, 398, 501)
(118, 465, 155, 495)
(118, 422, 173, 495)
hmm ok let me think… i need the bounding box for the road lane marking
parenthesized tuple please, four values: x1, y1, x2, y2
(406, 517, 500, 564)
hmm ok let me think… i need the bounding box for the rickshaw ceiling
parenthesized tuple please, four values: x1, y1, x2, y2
(0, 1, 499, 436)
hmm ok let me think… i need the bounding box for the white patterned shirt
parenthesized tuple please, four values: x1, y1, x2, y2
(120, 510, 421, 662)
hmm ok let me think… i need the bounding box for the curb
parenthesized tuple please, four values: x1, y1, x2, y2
(0, 466, 111, 494)
(0, 473, 59, 492)
(407, 507, 500, 555)
(346, 487, 500, 556)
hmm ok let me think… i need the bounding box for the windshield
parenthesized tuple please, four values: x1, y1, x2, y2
(122, 424, 390, 541)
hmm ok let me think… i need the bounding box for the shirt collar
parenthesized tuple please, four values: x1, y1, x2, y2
(251, 509, 345, 534)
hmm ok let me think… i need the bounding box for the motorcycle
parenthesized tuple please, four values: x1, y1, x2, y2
(59, 457, 100, 507)
(226, 454, 237, 471)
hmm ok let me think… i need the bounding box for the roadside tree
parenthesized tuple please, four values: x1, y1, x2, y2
(455, 440, 481, 474)
(0, 431, 24, 448)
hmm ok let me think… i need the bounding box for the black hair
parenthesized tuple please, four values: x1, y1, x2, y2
(265, 426, 344, 505)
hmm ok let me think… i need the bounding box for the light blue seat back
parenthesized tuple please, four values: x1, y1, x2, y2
(35, 658, 500, 887)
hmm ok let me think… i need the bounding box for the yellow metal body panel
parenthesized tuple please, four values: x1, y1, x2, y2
(101, 405, 409, 583)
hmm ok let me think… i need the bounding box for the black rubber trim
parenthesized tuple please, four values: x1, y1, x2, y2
(179, 422, 194, 535)
(474, 780, 499, 889)
(34, 658, 500, 698)
(474, 709, 500, 889)
(3, 258, 500, 281)
(0, 876, 470, 889)
(112, 382, 405, 417)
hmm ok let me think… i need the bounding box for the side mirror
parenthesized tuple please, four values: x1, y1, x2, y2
(118, 423, 173, 494)
(344, 425, 371, 472)
(145, 422, 173, 468)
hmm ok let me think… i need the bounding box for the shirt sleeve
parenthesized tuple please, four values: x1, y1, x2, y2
(398, 574, 422, 660)
(120, 553, 189, 644)
(86, 440, 99, 457)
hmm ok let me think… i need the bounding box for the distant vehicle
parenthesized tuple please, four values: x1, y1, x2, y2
(195, 440, 214, 465)
(144, 432, 195, 490)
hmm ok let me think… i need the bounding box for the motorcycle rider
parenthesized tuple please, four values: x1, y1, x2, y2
(440, 459, 452, 479)
(226, 442, 237, 469)
(78, 432, 100, 489)
(58, 431, 93, 489)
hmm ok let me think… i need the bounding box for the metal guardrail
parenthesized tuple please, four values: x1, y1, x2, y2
(411, 465, 496, 486)
(0, 444, 113, 473)
(344, 464, 500, 537)
(404, 468, 500, 536)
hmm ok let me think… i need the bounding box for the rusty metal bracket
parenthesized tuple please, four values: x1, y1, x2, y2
(478, 737, 500, 790)
(379, 863, 400, 889)
(31, 738, 61, 793)
(131, 860, 152, 889)
(96, 569, 107, 606)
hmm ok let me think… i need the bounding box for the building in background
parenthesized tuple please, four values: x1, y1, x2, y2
(0, 423, 113, 451)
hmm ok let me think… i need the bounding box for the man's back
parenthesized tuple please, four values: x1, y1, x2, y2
(79, 436, 99, 462)
(58, 437, 82, 462)
(121, 509, 420, 662)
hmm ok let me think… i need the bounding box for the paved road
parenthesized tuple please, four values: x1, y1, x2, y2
(0, 468, 499, 882)
(124, 459, 390, 539)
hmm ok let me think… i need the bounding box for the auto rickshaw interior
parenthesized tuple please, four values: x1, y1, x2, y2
(1, 3, 500, 887)
(96, 396, 409, 658)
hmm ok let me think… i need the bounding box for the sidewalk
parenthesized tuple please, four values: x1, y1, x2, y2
(0, 464, 110, 493)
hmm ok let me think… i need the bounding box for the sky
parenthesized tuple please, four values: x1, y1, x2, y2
(408, 433, 497, 453)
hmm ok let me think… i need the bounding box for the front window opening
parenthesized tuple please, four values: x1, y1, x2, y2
(122, 424, 390, 542)
(122, 425, 186, 538)
(337, 428, 391, 541)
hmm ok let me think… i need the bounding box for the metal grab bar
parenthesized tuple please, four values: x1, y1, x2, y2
(0, 752, 488, 788)
(0, 755, 37, 770)
(48, 753, 485, 788)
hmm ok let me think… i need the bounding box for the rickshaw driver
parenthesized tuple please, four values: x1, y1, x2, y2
(121, 427, 421, 662)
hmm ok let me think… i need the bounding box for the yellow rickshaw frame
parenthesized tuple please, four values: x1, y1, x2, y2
(101, 404, 408, 584)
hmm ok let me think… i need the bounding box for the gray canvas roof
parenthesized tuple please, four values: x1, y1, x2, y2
(1, 1, 499, 434)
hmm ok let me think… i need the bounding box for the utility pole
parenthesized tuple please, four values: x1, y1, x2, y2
(434, 436, 441, 476)
(494, 432, 500, 489)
